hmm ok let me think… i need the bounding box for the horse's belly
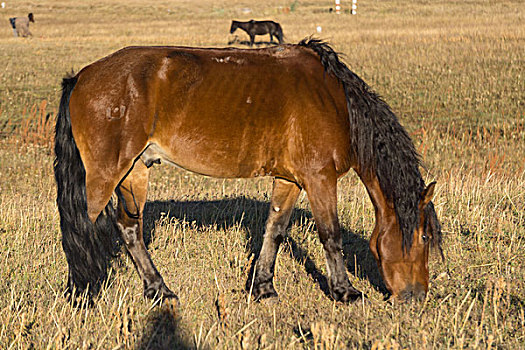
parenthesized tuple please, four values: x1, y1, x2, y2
(140, 142, 279, 179)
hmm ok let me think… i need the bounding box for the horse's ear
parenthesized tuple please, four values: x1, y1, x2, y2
(420, 182, 436, 209)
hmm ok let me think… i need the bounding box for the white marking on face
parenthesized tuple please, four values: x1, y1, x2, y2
(246, 96, 252, 104)
(273, 206, 280, 212)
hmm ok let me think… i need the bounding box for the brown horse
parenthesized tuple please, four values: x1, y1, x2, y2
(54, 39, 442, 304)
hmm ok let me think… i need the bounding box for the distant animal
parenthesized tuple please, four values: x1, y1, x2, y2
(9, 13, 34, 37)
(230, 20, 284, 46)
(54, 39, 442, 305)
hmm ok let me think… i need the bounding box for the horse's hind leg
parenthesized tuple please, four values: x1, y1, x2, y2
(116, 161, 176, 301)
(304, 172, 361, 302)
(251, 178, 301, 300)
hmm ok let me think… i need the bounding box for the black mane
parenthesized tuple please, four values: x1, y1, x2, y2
(299, 38, 435, 251)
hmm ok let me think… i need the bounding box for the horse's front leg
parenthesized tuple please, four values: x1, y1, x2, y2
(116, 161, 177, 301)
(304, 171, 362, 302)
(251, 178, 301, 300)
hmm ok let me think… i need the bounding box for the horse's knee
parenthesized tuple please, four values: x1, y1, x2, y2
(117, 222, 140, 247)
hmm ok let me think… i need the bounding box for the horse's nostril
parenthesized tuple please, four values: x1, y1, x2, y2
(399, 285, 426, 303)
(399, 290, 413, 302)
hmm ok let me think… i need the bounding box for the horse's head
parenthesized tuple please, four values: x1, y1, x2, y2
(370, 182, 442, 302)
(230, 21, 238, 34)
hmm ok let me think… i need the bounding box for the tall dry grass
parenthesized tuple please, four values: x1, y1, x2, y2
(0, 0, 523, 348)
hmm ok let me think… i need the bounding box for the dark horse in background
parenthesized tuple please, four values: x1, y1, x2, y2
(54, 39, 442, 305)
(9, 12, 34, 37)
(230, 20, 284, 46)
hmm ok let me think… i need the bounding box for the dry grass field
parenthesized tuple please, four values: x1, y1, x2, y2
(0, 0, 524, 348)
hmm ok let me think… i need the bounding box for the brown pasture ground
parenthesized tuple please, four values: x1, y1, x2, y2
(0, 0, 524, 348)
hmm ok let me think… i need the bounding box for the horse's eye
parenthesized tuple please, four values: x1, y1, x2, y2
(421, 234, 430, 243)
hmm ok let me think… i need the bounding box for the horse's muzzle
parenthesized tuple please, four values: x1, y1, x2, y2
(398, 283, 426, 302)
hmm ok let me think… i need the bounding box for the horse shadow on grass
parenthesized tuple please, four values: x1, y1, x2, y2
(135, 196, 387, 348)
(134, 304, 193, 350)
(142, 197, 387, 297)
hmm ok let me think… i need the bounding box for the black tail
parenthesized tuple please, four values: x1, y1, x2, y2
(54, 73, 117, 299)
(299, 38, 425, 251)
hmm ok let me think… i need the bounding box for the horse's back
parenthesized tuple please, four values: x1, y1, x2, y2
(69, 45, 351, 182)
(254, 21, 281, 35)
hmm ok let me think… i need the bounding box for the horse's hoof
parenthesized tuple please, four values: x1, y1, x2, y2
(251, 281, 278, 301)
(331, 285, 362, 303)
(144, 283, 178, 302)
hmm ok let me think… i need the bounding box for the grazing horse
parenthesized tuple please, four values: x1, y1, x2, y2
(230, 20, 284, 46)
(54, 39, 442, 304)
(9, 13, 34, 37)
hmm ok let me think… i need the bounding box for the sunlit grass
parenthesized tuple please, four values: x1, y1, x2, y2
(0, 0, 523, 348)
